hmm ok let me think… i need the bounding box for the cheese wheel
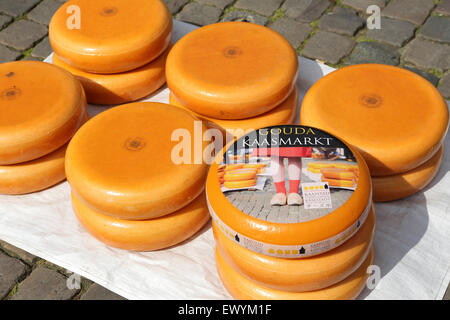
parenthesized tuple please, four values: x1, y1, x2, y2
(321, 168, 356, 181)
(372, 145, 444, 202)
(223, 179, 257, 189)
(216, 247, 374, 300)
(66, 102, 209, 220)
(49, 0, 172, 74)
(307, 168, 322, 174)
(166, 22, 298, 120)
(169, 87, 298, 136)
(72, 192, 210, 251)
(0, 61, 87, 165)
(52, 45, 169, 105)
(0, 143, 67, 195)
(322, 177, 356, 188)
(224, 164, 244, 171)
(207, 125, 372, 257)
(223, 168, 258, 180)
(334, 163, 359, 172)
(300, 64, 449, 176)
(242, 163, 266, 169)
(308, 162, 334, 169)
(214, 205, 374, 292)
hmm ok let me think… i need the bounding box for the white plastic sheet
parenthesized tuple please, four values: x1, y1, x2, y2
(0, 20, 449, 300)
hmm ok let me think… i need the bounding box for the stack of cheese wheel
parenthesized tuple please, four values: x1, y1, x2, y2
(66, 102, 210, 251)
(301, 64, 448, 202)
(207, 125, 375, 300)
(0, 61, 87, 195)
(223, 166, 258, 189)
(49, 0, 172, 105)
(166, 22, 299, 139)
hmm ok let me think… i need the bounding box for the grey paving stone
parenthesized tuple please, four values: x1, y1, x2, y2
(28, 0, 63, 25)
(22, 55, 42, 61)
(419, 15, 450, 43)
(162, 0, 190, 14)
(382, 0, 435, 25)
(0, 240, 38, 265)
(80, 283, 126, 300)
(435, 0, 450, 16)
(0, 14, 13, 29)
(221, 9, 269, 25)
(0, 0, 40, 18)
(0, 19, 48, 51)
(342, 0, 386, 12)
(31, 36, 51, 59)
(0, 44, 20, 62)
(283, 0, 330, 23)
(366, 17, 415, 47)
(403, 66, 440, 87)
(301, 31, 355, 65)
(269, 17, 312, 49)
(438, 72, 450, 99)
(345, 41, 400, 65)
(12, 267, 79, 300)
(196, 0, 234, 10)
(402, 38, 450, 71)
(319, 7, 364, 36)
(234, 0, 283, 17)
(176, 2, 222, 26)
(0, 251, 27, 299)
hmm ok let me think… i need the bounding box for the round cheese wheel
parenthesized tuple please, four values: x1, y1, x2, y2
(224, 169, 257, 181)
(72, 192, 210, 251)
(300, 64, 448, 176)
(52, 45, 169, 105)
(0, 61, 87, 165)
(49, 0, 172, 74)
(322, 178, 356, 188)
(214, 205, 374, 292)
(207, 125, 372, 257)
(321, 168, 356, 181)
(243, 163, 266, 169)
(0, 143, 67, 195)
(166, 22, 298, 120)
(66, 102, 209, 220)
(372, 145, 444, 202)
(308, 162, 334, 169)
(169, 87, 298, 136)
(223, 179, 257, 189)
(224, 164, 244, 171)
(216, 247, 374, 300)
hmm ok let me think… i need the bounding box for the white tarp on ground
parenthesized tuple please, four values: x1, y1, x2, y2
(0, 20, 449, 300)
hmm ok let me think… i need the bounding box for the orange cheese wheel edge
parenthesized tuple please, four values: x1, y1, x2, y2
(372, 145, 444, 202)
(49, 0, 172, 74)
(166, 22, 298, 119)
(52, 45, 169, 105)
(66, 102, 209, 220)
(215, 246, 374, 300)
(0, 61, 87, 165)
(214, 205, 374, 292)
(72, 192, 210, 251)
(300, 64, 448, 176)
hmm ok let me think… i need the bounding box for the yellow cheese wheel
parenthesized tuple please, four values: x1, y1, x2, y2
(334, 163, 359, 172)
(308, 162, 334, 169)
(301, 64, 448, 176)
(0, 143, 67, 195)
(169, 87, 298, 136)
(166, 22, 298, 120)
(52, 45, 169, 105)
(307, 167, 322, 174)
(216, 247, 374, 300)
(0, 61, 87, 165)
(223, 179, 257, 189)
(214, 205, 374, 292)
(72, 192, 210, 251)
(224, 164, 244, 171)
(242, 163, 266, 169)
(322, 177, 356, 188)
(207, 132, 372, 250)
(66, 102, 209, 220)
(49, 0, 172, 74)
(373, 145, 444, 202)
(224, 170, 257, 182)
(321, 168, 356, 180)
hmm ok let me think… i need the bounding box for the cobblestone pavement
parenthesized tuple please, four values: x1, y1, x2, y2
(0, 0, 449, 300)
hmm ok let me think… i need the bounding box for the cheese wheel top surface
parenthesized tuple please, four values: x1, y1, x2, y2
(0, 61, 86, 165)
(66, 102, 209, 220)
(207, 125, 372, 254)
(166, 22, 298, 119)
(49, 0, 172, 73)
(301, 64, 448, 176)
